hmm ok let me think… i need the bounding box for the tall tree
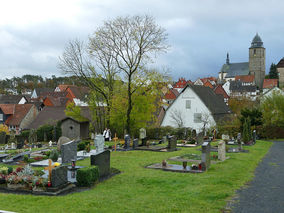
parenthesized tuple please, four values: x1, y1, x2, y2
(92, 15, 168, 135)
(269, 63, 278, 79)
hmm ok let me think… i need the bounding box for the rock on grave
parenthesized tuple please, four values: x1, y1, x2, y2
(90, 150, 110, 177)
(57, 136, 71, 152)
(61, 140, 78, 164)
(133, 138, 139, 149)
(51, 166, 68, 187)
(218, 140, 226, 161)
(94, 134, 105, 153)
(201, 141, 211, 171)
(167, 135, 177, 151)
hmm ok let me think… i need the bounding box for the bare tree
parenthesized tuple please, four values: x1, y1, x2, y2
(92, 15, 169, 135)
(170, 109, 185, 128)
(200, 112, 211, 134)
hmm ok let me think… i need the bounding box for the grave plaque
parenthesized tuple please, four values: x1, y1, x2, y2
(90, 150, 110, 177)
(51, 166, 68, 187)
(133, 138, 139, 149)
(201, 142, 211, 171)
(61, 140, 78, 164)
(94, 134, 105, 153)
(168, 135, 177, 151)
(218, 140, 226, 161)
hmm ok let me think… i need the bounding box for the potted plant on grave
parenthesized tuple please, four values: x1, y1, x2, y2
(32, 177, 48, 192)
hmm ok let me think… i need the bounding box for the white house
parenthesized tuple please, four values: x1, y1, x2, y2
(161, 84, 231, 132)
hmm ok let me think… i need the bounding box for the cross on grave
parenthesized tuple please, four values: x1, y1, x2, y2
(113, 133, 118, 151)
(45, 159, 55, 182)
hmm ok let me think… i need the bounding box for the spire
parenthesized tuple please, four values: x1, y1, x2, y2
(226, 53, 230, 64)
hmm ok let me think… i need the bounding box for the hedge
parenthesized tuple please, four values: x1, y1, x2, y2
(76, 166, 99, 187)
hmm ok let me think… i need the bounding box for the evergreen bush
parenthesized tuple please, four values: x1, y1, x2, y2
(76, 166, 99, 187)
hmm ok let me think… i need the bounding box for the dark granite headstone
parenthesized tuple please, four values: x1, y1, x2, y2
(61, 140, 78, 164)
(141, 138, 147, 146)
(167, 135, 177, 151)
(124, 134, 130, 149)
(51, 166, 68, 187)
(201, 141, 211, 171)
(133, 138, 139, 149)
(90, 150, 110, 177)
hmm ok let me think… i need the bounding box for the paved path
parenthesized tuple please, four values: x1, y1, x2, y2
(231, 141, 284, 213)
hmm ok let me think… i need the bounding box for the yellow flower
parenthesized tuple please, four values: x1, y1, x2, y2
(54, 163, 60, 167)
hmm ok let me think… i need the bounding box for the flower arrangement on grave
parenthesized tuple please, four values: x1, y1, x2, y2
(85, 143, 90, 153)
(49, 149, 59, 162)
(5, 165, 35, 189)
(0, 166, 8, 175)
(32, 176, 48, 188)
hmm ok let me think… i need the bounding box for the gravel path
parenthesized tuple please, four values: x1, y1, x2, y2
(231, 141, 284, 213)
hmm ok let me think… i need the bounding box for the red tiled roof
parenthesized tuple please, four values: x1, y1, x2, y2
(201, 77, 217, 83)
(203, 80, 214, 89)
(213, 85, 230, 99)
(164, 88, 179, 100)
(263, 79, 278, 89)
(173, 78, 187, 88)
(235, 75, 255, 83)
(0, 104, 15, 114)
(5, 104, 34, 126)
(40, 91, 68, 98)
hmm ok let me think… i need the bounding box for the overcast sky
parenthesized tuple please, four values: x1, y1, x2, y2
(1, 0, 284, 81)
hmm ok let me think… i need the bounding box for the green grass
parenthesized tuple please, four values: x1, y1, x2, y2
(0, 140, 272, 213)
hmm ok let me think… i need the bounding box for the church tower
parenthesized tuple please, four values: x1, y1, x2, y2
(249, 33, 265, 89)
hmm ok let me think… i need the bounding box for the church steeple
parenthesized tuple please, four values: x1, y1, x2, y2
(226, 53, 230, 64)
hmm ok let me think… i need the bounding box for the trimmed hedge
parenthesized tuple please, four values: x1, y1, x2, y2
(77, 141, 91, 151)
(76, 166, 99, 187)
(142, 127, 192, 140)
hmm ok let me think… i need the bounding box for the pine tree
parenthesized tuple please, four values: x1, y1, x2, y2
(269, 63, 278, 79)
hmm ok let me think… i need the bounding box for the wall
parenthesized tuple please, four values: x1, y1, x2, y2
(249, 47, 265, 88)
(277, 67, 284, 88)
(161, 87, 216, 133)
(61, 119, 80, 139)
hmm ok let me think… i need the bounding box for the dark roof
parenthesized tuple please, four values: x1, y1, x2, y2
(250, 33, 264, 48)
(35, 88, 54, 97)
(41, 91, 68, 98)
(27, 106, 92, 129)
(229, 81, 257, 92)
(220, 62, 249, 78)
(277, 58, 284, 68)
(179, 84, 231, 122)
(0, 95, 26, 104)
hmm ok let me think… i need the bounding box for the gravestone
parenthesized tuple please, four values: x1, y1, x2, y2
(140, 128, 147, 146)
(237, 133, 242, 150)
(133, 138, 139, 149)
(90, 150, 110, 177)
(201, 141, 211, 171)
(252, 130, 256, 144)
(51, 166, 68, 187)
(61, 140, 78, 164)
(94, 134, 105, 153)
(124, 134, 130, 149)
(196, 132, 204, 145)
(11, 143, 16, 149)
(222, 134, 230, 142)
(57, 136, 71, 152)
(167, 135, 177, 151)
(218, 141, 226, 161)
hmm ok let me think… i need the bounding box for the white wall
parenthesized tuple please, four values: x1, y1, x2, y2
(222, 81, 230, 96)
(161, 86, 216, 133)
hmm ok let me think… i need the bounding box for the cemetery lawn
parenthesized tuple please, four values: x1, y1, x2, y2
(0, 140, 272, 213)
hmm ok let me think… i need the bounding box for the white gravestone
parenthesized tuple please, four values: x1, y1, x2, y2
(218, 140, 226, 161)
(11, 143, 16, 149)
(139, 128, 146, 139)
(94, 134, 105, 153)
(49, 141, 53, 147)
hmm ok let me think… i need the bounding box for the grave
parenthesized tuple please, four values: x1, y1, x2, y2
(139, 128, 147, 146)
(132, 138, 139, 149)
(201, 141, 211, 171)
(167, 135, 177, 151)
(218, 141, 226, 161)
(51, 166, 68, 187)
(252, 130, 256, 144)
(94, 134, 105, 153)
(61, 140, 78, 164)
(124, 134, 130, 150)
(90, 150, 110, 178)
(57, 136, 71, 152)
(145, 163, 203, 173)
(0, 154, 9, 163)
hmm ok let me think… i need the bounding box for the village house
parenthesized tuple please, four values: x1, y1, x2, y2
(0, 95, 28, 104)
(262, 79, 278, 93)
(161, 84, 231, 132)
(277, 58, 284, 87)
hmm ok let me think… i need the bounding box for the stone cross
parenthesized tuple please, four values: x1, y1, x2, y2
(218, 140, 226, 161)
(113, 133, 118, 151)
(44, 159, 55, 182)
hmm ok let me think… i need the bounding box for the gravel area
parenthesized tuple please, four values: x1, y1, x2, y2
(231, 141, 284, 213)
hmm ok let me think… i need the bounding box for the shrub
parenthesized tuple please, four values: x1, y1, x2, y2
(7, 167, 13, 174)
(77, 141, 86, 151)
(36, 123, 62, 142)
(76, 166, 99, 187)
(23, 155, 29, 163)
(49, 149, 59, 162)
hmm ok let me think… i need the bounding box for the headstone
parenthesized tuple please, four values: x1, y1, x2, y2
(252, 130, 256, 144)
(167, 135, 177, 151)
(94, 134, 105, 153)
(139, 128, 146, 139)
(11, 143, 16, 149)
(133, 138, 139, 149)
(51, 166, 68, 187)
(201, 141, 211, 171)
(196, 132, 204, 145)
(91, 133, 95, 140)
(61, 140, 78, 164)
(124, 134, 130, 149)
(57, 136, 71, 152)
(222, 134, 230, 142)
(218, 141, 226, 161)
(90, 150, 110, 177)
(49, 141, 53, 147)
(237, 133, 242, 150)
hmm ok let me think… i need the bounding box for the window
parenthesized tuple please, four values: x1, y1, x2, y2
(185, 100, 191, 109)
(0, 114, 3, 121)
(194, 113, 202, 123)
(253, 49, 256, 56)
